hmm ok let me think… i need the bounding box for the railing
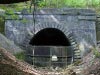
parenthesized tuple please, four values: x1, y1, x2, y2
(26, 46, 74, 68)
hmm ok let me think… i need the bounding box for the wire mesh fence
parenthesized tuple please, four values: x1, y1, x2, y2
(26, 46, 74, 68)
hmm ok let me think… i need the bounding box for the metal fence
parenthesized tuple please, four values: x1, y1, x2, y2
(26, 46, 74, 68)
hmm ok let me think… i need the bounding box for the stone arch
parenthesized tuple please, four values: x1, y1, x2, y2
(32, 23, 76, 46)
(29, 28, 71, 46)
(27, 23, 81, 64)
(34, 23, 69, 37)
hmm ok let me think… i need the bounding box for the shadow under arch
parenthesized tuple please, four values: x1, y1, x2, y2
(29, 28, 71, 46)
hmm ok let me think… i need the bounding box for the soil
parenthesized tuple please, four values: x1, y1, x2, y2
(0, 47, 42, 75)
(1, 47, 100, 75)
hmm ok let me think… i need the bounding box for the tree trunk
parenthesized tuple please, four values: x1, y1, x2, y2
(0, 0, 29, 4)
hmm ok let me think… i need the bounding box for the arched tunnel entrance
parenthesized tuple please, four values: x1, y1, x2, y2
(29, 28, 73, 67)
(29, 28, 71, 46)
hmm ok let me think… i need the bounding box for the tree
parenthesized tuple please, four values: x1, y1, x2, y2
(0, 0, 30, 4)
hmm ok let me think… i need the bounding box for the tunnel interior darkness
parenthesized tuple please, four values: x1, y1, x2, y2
(29, 28, 71, 46)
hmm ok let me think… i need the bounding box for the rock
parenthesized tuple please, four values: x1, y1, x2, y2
(0, 9, 5, 16)
(0, 33, 23, 54)
(62, 69, 76, 75)
(0, 48, 42, 75)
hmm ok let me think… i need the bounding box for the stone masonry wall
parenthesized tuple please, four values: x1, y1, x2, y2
(5, 8, 97, 57)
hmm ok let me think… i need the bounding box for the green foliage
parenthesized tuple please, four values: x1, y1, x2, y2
(93, 47, 100, 58)
(0, 0, 100, 16)
(65, 0, 86, 7)
(36, 0, 100, 8)
(21, 18, 29, 24)
(0, 0, 100, 20)
(14, 52, 25, 61)
(0, 3, 30, 19)
(64, 0, 100, 8)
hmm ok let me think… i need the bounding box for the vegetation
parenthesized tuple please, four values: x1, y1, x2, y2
(93, 47, 100, 58)
(0, 0, 100, 16)
(1, 0, 100, 34)
(14, 51, 25, 61)
(0, 0, 100, 12)
(36, 0, 100, 8)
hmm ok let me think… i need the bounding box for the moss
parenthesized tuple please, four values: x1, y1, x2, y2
(14, 51, 25, 61)
(21, 18, 28, 24)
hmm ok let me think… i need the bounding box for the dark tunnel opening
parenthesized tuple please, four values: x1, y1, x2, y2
(28, 28, 73, 67)
(29, 28, 71, 46)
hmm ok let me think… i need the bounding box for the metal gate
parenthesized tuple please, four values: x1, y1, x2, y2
(31, 46, 74, 68)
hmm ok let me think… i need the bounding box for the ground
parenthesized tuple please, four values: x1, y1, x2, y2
(1, 46, 100, 75)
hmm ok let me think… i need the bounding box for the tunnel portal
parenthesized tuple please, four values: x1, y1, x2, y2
(5, 8, 96, 68)
(29, 28, 71, 46)
(29, 28, 73, 67)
